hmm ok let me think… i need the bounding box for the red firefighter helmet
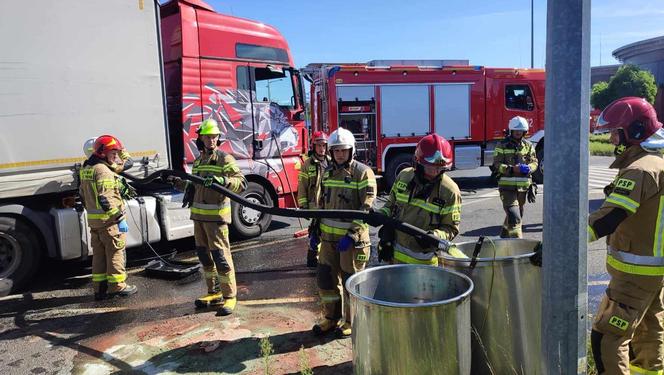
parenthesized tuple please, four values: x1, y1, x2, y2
(311, 131, 328, 145)
(93, 135, 124, 157)
(311, 130, 327, 144)
(596, 97, 662, 146)
(414, 133, 453, 169)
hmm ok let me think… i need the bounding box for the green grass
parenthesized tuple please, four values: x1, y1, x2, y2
(589, 133, 611, 144)
(589, 141, 615, 156)
(587, 335, 598, 375)
(589, 133, 614, 156)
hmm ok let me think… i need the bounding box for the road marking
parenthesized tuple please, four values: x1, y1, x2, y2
(588, 279, 609, 286)
(462, 197, 497, 206)
(240, 296, 318, 306)
(232, 236, 304, 253)
(589, 166, 617, 191)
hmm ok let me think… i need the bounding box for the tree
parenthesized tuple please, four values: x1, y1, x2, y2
(590, 81, 611, 110)
(590, 64, 657, 110)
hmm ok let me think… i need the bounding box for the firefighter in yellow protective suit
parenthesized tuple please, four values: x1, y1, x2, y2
(588, 97, 664, 375)
(169, 119, 247, 316)
(493, 116, 538, 238)
(298, 131, 331, 268)
(378, 134, 462, 265)
(313, 127, 376, 337)
(79, 135, 137, 300)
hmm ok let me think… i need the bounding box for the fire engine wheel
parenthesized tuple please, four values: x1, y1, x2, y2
(385, 153, 414, 190)
(230, 182, 273, 239)
(532, 143, 544, 184)
(0, 216, 41, 293)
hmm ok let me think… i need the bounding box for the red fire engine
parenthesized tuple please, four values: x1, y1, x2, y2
(304, 60, 546, 187)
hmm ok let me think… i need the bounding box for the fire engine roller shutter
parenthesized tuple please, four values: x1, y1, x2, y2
(434, 84, 471, 139)
(379, 85, 430, 136)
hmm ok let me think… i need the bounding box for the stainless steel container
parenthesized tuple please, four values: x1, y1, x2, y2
(441, 238, 542, 375)
(346, 264, 473, 375)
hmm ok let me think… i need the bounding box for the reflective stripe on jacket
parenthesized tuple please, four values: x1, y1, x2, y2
(79, 159, 125, 229)
(297, 154, 329, 209)
(588, 146, 664, 286)
(492, 138, 538, 192)
(381, 167, 461, 258)
(320, 160, 376, 245)
(190, 148, 247, 223)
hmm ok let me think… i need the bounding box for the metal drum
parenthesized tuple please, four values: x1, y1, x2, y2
(346, 264, 473, 375)
(441, 238, 542, 375)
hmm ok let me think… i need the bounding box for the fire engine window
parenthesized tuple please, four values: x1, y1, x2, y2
(337, 86, 375, 102)
(505, 85, 534, 111)
(235, 43, 289, 63)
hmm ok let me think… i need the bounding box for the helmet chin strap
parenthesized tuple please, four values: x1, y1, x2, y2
(614, 130, 628, 156)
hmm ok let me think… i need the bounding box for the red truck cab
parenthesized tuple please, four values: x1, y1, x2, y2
(161, 0, 307, 237)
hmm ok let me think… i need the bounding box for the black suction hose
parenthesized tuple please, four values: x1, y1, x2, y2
(122, 169, 451, 252)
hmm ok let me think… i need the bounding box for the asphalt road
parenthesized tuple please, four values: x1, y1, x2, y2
(0, 156, 616, 374)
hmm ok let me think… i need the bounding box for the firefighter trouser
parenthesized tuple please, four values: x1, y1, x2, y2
(591, 278, 664, 375)
(499, 190, 527, 238)
(91, 225, 127, 294)
(194, 221, 236, 298)
(317, 241, 369, 323)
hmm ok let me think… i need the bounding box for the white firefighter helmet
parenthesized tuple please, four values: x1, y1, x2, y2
(508, 116, 529, 132)
(328, 127, 356, 152)
(83, 137, 97, 158)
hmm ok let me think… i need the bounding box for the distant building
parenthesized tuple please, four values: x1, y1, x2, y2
(591, 35, 664, 118)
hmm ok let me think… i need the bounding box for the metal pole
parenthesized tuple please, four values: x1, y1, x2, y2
(531, 0, 534, 68)
(542, 0, 590, 373)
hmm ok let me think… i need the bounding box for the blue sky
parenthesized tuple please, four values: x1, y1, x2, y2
(206, 0, 664, 69)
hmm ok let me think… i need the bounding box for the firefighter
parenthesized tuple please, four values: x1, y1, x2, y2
(588, 97, 664, 375)
(298, 131, 331, 268)
(313, 127, 376, 337)
(169, 119, 247, 316)
(79, 135, 137, 300)
(492, 116, 538, 238)
(378, 134, 461, 265)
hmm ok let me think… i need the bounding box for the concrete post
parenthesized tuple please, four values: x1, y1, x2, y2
(542, 0, 590, 373)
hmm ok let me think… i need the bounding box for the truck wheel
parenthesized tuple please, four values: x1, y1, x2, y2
(230, 182, 273, 239)
(385, 153, 413, 190)
(532, 143, 544, 184)
(0, 216, 41, 293)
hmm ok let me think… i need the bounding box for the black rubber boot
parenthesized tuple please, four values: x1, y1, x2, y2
(108, 284, 137, 298)
(195, 292, 224, 309)
(306, 249, 318, 268)
(94, 281, 108, 301)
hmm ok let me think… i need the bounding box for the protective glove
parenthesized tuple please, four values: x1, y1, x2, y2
(165, 175, 182, 185)
(378, 241, 394, 262)
(203, 176, 225, 188)
(181, 184, 195, 208)
(309, 232, 320, 251)
(519, 163, 531, 175)
(336, 235, 354, 252)
(377, 225, 395, 243)
(415, 231, 440, 249)
(98, 195, 112, 211)
(119, 178, 137, 200)
(527, 183, 538, 203)
(603, 183, 614, 197)
(118, 219, 129, 233)
(530, 242, 542, 267)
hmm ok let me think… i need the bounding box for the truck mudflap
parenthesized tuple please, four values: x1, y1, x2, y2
(122, 170, 452, 254)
